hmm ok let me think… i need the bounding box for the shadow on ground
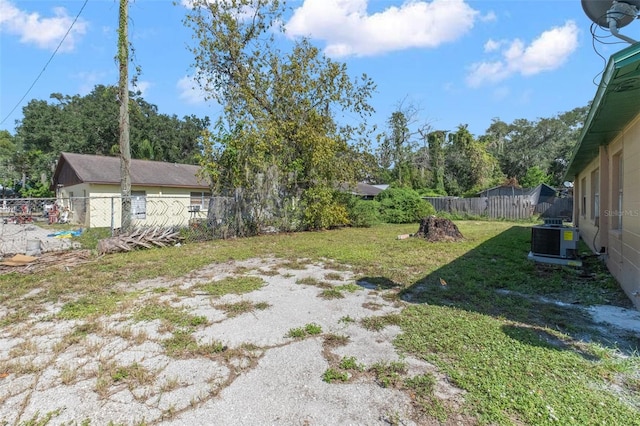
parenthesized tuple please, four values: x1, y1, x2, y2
(397, 225, 640, 356)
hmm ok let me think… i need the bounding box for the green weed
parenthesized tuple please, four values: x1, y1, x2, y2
(322, 368, 349, 383)
(132, 302, 207, 328)
(198, 276, 264, 297)
(286, 323, 323, 339)
(369, 361, 407, 388)
(339, 356, 364, 371)
(162, 330, 225, 358)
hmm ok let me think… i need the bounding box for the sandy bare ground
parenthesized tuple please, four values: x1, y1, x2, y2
(0, 258, 471, 426)
(1, 256, 638, 425)
(0, 222, 80, 256)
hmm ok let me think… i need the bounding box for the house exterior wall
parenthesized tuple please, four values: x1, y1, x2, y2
(58, 184, 209, 228)
(575, 115, 640, 309)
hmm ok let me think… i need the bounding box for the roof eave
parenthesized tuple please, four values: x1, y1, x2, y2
(565, 43, 640, 179)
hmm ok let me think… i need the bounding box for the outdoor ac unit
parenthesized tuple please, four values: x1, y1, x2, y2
(528, 219, 581, 266)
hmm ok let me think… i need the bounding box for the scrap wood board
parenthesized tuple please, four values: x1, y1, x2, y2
(0, 254, 38, 266)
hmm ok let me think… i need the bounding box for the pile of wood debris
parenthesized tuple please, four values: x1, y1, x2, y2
(0, 250, 95, 274)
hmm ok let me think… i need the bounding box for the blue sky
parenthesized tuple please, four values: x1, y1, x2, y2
(1, 0, 639, 141)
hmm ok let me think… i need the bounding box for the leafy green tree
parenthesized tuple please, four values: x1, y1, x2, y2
(0, 131, 20, 194)
(427, 130, 446, 194)
(520, 166, 551, 188)
(444, 125, 501, 196)
(187, 0, 375, 233)
(374, 103, 432, 189)
(14, 85, 210, 195)
(381, 111, 412, 185)
(16, 85, 209, 164)
(482, 106, 587, 186)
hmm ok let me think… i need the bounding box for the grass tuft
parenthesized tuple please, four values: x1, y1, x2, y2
(198, 276, 264, 297)
(286, 323, 323, 339)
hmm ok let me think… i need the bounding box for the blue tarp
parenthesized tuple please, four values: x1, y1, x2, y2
(47, 229, 83, 238)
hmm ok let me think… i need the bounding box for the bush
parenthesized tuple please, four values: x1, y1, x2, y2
(418, 188, 447, 197)
(375, 187, 435, 224)
(348, 199, 381, 228)
(301, 187, 349, 230)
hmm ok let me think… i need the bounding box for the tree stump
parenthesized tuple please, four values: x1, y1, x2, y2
(414, 216, 464, 242)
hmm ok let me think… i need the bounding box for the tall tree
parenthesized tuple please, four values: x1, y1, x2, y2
(376, 101, 432, 189)
(186, 0, 375, 231)
(444, 125, 501, 196)
(427, 130, 446, 194)
(482, 106, 588, 186)
(0, 130, 18, 194)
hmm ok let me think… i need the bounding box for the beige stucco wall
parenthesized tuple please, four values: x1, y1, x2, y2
(58, 184, 209, 229)
(575, 114, 640, 309)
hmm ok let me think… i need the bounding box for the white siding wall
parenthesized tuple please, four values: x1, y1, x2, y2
(574, 113, 640, 309)
(58, 184, 208, 228)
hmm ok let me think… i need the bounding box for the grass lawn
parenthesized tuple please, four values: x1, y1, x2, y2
(1, 220, 638, 424)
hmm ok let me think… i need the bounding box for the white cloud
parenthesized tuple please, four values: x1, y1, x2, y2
(466, 20, 579, 87)
(483, 38, 502, 53)
(74, 71, 109, 96)
(177, 75, 207, 105)
(480, 11, 497, 23)
(0, 0, 87, 52)
(286, 0, 479, 58)
(133, 80, 152, 97)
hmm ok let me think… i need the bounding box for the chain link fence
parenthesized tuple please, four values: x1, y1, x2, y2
(1, 192, 303, 255)
(0, 195, 224, 255)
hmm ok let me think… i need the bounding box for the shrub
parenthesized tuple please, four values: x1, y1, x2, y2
(418, 188, 447, 197)
(348, 199, 381, 228)
(301, 187, 350, 230)
(375, 187, 435, 224)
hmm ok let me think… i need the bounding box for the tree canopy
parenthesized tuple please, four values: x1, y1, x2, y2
(186, 0, 376, 230)
(5, 85, 210, 196)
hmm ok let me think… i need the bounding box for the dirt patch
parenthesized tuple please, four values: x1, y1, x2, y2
(0, 258, 459, 425)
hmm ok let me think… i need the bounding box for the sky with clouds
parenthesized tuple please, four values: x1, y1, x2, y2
(1, 0, 638, 141)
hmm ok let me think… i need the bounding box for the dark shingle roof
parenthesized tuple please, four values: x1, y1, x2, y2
(54, 152, 209, 189)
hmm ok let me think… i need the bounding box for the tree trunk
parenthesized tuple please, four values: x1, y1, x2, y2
(118, 0, 132, 231)
(414, 216, 464, 242)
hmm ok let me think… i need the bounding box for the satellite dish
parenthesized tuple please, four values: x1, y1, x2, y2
(582, 0, 640, 28)
(582, 0, 640, 43)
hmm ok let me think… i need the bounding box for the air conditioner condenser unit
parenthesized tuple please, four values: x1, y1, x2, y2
(528, 221, 582, 267)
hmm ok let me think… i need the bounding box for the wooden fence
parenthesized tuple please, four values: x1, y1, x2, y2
(424, 196, 573, 221)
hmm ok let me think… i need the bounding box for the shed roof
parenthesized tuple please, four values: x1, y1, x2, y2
(477, 183, 556, 204)
(339, 182, 384, 197)
(53, 152, 210, 189)
(565, 43, 640, 178)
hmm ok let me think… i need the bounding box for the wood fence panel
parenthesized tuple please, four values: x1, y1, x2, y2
(424, 196, 534, 220)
